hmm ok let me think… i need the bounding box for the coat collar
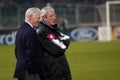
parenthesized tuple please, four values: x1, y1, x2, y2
(40, 20, 58, 30)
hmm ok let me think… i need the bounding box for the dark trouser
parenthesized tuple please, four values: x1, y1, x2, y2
(18, 71, 41, 80)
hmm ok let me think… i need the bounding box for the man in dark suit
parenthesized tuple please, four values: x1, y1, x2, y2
(14, 7, 45, 80)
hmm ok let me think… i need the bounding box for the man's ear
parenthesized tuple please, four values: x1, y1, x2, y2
(42, 17, 47, 21)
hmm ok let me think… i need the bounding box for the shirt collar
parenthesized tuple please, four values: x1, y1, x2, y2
(25, 21, 34, 29)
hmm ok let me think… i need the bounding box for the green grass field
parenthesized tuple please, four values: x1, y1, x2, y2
(0, 41, 120, 80)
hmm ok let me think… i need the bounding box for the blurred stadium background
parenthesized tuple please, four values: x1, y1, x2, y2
(0, 0, 120, 45)
(0, 0, 120, 80)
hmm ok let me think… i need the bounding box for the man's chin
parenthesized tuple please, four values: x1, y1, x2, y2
(34, 26, 38, 28)
(51, 23, 56, 26)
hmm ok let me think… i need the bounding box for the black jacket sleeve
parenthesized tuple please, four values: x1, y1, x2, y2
(38, 31, 66, 56)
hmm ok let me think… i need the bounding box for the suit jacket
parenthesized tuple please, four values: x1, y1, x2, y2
(14, 22, 45, 79)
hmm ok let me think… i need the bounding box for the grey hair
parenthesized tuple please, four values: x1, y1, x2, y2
(25, 7, 40, 21)
(41, 6, 55, 17)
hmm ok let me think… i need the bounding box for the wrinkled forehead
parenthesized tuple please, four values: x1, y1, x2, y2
(47, 11, 56, 16)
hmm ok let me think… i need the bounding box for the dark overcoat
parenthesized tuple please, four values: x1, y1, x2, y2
(37, 21, 72, 80)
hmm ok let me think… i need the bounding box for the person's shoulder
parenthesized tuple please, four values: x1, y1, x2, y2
(38, 22, 48, 31)
(37, 23, 50, 36)
(18, 22, 35, 33)
(18, 22, 29, 29)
